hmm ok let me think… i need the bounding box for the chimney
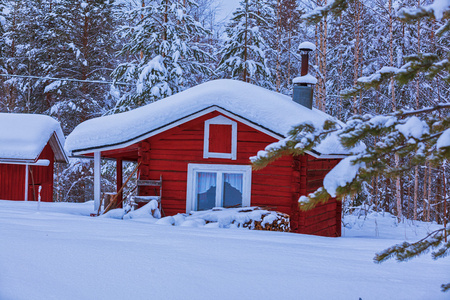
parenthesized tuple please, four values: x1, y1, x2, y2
(293, 42, 317, 109)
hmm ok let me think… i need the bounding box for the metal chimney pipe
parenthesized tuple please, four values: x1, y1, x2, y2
(301, 53, 309, 77)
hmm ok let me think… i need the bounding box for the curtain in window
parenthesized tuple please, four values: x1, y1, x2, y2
(197, 172, 216, 194)
(223, 173, 243, 208)
(197, 172, 216, 210)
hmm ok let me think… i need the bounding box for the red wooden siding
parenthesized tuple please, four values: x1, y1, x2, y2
(28, 143, 55, 202)
(0, 164, 26, 200)
(0, 143, 55, 202)
(291, 155, 341, 236)
(136, 111, 294, 217)
(209, 124, 232, 153)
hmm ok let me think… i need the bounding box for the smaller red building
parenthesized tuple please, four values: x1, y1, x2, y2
(66, 79, 357, 236)
(0, 113, 68, 202)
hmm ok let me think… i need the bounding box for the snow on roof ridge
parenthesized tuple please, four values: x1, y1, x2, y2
(0, 113, 67, 161)
(66, 79, 353, 156)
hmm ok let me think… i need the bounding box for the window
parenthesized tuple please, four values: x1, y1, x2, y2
(203, 115, 237, 160)
(186, 164, 251, 212)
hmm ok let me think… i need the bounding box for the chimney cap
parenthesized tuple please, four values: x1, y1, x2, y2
(293, 74, 317, 85)
(298, 41, 316, 52)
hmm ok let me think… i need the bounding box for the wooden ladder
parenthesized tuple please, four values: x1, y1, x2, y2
(131, 175, 164, 216)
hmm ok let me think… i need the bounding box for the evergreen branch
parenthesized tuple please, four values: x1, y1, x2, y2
(398, 103, 450, 117)
(302, 0, 351, 25)
(374, 228, 450, 264)
(251, 121, 340, 170)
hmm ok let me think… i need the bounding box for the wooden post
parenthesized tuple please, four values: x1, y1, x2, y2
(24, 164, 29, 201)
(117, 159, 123, 203)
(94, 151, 101, 212)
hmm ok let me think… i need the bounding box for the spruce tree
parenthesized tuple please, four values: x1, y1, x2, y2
(49, 0, 118, 133)
(217, 0, 272, 85)
(111, 0, 213, 111)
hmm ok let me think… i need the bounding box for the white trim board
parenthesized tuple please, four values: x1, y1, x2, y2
(0, 159, 50, 166)
(203, 115, 237, 160)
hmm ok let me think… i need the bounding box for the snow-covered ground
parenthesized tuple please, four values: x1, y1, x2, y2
(0, 200, 448, 300)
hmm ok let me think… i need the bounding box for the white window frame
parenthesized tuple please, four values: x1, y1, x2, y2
(186, 163, 252, 213)
(203, 115, 237, 160)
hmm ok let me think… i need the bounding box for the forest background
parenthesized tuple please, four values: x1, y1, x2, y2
(0, 0, 448, 226)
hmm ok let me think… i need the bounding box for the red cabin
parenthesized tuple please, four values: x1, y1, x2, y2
(66, 79, 353, 236)
(0, 113, 68, 202)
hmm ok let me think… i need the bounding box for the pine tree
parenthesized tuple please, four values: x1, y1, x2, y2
(111, 0, 213, 111)
(217, 0, 272, 85)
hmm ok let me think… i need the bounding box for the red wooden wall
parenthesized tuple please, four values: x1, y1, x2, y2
(291, 155, 341, 236)
(137, 111, 294, 216)
(132, 110, 342, 236)
(0, 143, 55, 202)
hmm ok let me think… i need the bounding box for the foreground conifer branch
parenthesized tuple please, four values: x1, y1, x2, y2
(253, 0, 450, 291)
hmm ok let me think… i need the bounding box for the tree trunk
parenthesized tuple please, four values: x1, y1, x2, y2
(388, 0, 396, 111)
(428, 164, 432, 222)
(275, 0, 281, 92)
(395, 154, 402, 221)
(337, 14, 343, 118)
(414, 166, 418, 220)
(423, 162, 428, 221)
(243, 0, 249, 82)
(352, 0, 361, 114)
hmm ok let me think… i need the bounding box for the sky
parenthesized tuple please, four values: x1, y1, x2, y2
(215, 0, 240, 22)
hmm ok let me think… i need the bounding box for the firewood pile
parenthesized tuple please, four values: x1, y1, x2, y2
(154, 207, 290, 231)
(233, 208, 290, 232)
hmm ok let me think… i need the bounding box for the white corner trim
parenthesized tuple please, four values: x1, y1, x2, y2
(93, 151, 101, 212)
(186, 163, 252, 213)
(203, 115, 237, 160)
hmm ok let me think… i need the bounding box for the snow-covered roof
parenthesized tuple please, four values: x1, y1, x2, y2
(66, 79, 354, 157)
(0, 113, 68, 163)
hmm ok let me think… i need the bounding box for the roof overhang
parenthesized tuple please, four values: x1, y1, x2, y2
(0, 132, 69, 164)
(70, 106, 348, 160)
(71, 106, 285, 156)
(305, 149, 348, 159)
(0, 159, 50, 166)
(49, 132, 69, 163)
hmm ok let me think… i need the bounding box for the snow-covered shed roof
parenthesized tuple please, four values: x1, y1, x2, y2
(0, 113, 68, 164)
(66, 79, 355, 157)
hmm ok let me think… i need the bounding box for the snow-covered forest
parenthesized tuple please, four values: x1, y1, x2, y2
(0, 0, 449, 227)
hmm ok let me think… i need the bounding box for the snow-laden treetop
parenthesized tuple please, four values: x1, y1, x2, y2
(0, 113, 66, 162)
(66, 79, 358, 156)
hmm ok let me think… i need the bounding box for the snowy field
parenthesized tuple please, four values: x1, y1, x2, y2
(0, 200, 448, 300)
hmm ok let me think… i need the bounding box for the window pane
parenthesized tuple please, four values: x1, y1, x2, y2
(223, 173, 243, 208)
(197, 172, 216, 210)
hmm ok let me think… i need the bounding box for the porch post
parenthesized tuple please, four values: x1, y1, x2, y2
(94, 151, 101, 212)
(24, 164, 29, 201)
(116, 159, 123, 203)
